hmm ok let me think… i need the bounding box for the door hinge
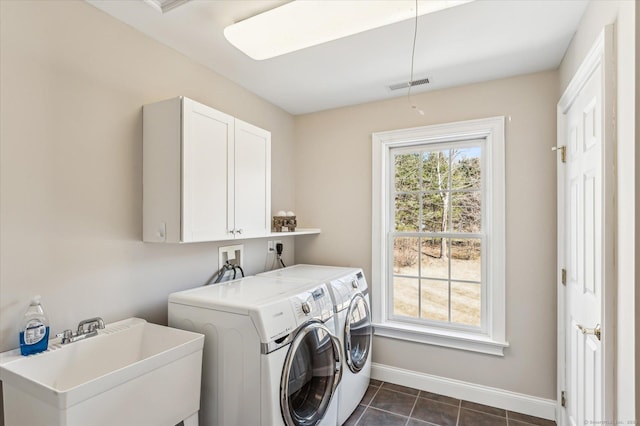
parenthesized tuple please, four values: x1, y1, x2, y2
(561, 390, 566, 407)
(561, 269, 567, 285)
(552, 145, 566, 163)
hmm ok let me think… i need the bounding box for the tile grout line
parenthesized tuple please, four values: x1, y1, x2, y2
(385, 387, 460, 410)
(405, 393, 420, 426)
(506, 410, 509, 425)
(381, 384, 422, 398)
(362, 406, 412, 421)
(354, 381, 383, 426)
(456, 399, 461, 426)
(462, 406, 508, 419)
(351, 408, 366, 426)
(368, 383, 383, 406)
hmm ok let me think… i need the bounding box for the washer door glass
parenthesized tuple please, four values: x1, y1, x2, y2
(344, 293, 372, 373)
(281, 321, 341, 426)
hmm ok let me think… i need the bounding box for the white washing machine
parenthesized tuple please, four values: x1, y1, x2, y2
(168, 276, 342, 426)
(258, 265, 372, 425)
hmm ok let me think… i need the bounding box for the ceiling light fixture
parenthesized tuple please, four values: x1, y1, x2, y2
(224, 0, 473, 61)
(143, 0, 190, 14)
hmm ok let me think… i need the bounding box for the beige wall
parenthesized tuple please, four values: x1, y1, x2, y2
(559, 0, 637, 420)
(0, 0, 298, 355)
(295, 71, 559, 399)
(2, 0, 636, 420)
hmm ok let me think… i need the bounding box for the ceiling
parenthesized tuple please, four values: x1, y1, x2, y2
(86, 0, 588, 115)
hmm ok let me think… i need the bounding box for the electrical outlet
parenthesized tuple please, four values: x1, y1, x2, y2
(267, 241, 274, 253)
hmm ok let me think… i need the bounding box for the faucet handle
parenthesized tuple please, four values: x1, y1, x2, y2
(77, 317, 106, 334)
(56, 329, 73, 344)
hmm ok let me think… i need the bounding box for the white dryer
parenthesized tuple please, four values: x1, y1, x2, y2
(168, 276, 342, 426)
(258, 265, 372, 425)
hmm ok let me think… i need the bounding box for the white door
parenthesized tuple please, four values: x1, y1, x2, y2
(182, 98, 235, 242)
(557, 27, 614, 426)
(233, 119, 271, 238)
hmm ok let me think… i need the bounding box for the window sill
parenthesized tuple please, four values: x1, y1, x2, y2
(373, 321, 509, 356)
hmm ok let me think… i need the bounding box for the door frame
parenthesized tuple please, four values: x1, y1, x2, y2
(556, 25, 616, 424)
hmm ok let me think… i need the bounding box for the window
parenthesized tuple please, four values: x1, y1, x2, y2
(372, 117, 508, 356)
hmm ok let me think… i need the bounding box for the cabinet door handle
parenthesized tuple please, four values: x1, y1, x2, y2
(236, 229, 243, 235)
(229, 229, 236, 235)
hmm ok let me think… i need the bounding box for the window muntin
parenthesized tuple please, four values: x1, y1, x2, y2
(389, 141, 484, 331)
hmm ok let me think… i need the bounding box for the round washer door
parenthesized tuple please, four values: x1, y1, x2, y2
(280, 321, 342, 426)
(344, 293, 372, 373)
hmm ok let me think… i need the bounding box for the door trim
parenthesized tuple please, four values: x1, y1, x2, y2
(556, 25, 616, 424)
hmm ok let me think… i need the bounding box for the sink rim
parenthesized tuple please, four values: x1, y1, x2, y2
(0, 317, 204, 409)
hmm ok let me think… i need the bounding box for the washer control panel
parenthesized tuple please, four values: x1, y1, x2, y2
(290, 284, 333, 323)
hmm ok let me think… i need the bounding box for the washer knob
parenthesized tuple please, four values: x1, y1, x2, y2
(351, 279, 359, 289)
(301, 302, 311, 315)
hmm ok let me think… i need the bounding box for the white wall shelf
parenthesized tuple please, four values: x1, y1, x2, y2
(231, 228, 322, 241)
(268, 228, 321, 237)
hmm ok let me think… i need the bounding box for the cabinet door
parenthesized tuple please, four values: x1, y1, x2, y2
(182, 98, 235, 242)
(233, 119, 271, 238)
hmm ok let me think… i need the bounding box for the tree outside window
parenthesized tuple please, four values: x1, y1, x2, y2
(391, 144, 483, 328)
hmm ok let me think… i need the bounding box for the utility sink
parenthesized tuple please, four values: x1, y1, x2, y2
(0, 318, 204, 426)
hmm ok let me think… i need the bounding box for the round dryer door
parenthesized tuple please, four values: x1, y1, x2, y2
(344, 293, 372, 373)
(281, 321, 342, 426)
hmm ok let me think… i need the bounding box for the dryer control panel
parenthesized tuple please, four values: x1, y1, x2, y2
(351, 270, 369, 295)
(329, 269, 370, 312)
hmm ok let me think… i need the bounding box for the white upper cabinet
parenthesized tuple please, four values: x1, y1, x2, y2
(143, 97, 271, 243)
(233, 119, 271, 239)
(182, 98, 234, 242)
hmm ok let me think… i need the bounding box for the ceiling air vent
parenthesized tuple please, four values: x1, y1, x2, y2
(388, 78, 430, 91)
(143, 0, 190, 14)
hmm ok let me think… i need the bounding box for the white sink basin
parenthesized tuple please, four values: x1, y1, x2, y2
(0, 318, 204, 426)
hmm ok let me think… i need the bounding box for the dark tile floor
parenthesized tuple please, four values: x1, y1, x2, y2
(343, 380, 557, 426)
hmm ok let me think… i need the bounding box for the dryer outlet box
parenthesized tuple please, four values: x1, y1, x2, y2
(267, 240, 282, 253)
(219, 244, 244, 268)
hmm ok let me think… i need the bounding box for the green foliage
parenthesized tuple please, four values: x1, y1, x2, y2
(394, 147, 482, 236)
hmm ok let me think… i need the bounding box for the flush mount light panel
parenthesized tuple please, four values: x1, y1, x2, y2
(224, 0, 473, 60)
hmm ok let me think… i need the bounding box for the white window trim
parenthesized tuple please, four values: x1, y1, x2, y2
(371, 116, 508, 356)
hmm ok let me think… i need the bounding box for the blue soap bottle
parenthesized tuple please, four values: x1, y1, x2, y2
(19, 296, 50, 356)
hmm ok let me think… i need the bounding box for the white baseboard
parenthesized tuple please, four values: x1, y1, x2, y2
(371, 363, 557, 421)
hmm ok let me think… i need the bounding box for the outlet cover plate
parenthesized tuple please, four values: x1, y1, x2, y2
(218, 244, 244, 268)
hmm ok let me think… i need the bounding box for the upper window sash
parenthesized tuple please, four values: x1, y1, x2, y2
(390, 141, 485, 236)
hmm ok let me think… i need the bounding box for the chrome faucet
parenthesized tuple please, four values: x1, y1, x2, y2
(77, 317, 105, 334)
(57, 317, 106, 344)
